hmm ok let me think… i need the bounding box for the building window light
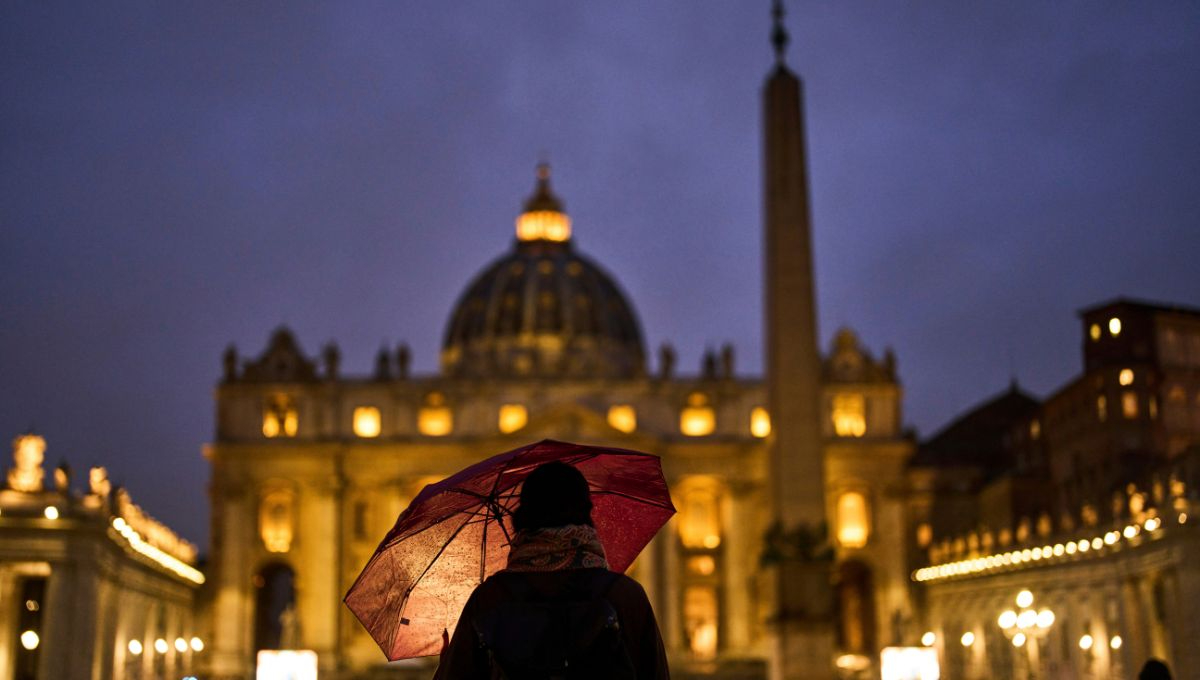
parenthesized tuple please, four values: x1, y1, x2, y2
(263, 395, 298, 438)
(418, 392, 453, 437)
(679, 484, 722, 549)
(154, 638, 168, 654)
(128, 639, 143, 655)
(353, 406, 382, 438)
(607, 405, 637, 433)
(498, 404, 528, 434)
(1096, 395, 1108, 422)
(683, 585, 719, 660)
(750, 407, 771, 438)
(259, 489, 295, 554)
(1089, 323, 1101, 341)
(1119, 368, 1134, 386)
(836, 491, 870, 548)
(680, 393, 715, 437)
(19, 630, 39, 651)
(1122, 392, 1138, 419)
(1108, 317, 1122, 337)
(832, 394, 866, 437)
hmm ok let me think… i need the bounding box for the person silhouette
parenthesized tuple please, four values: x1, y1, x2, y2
(1138, 659, 1172, 680)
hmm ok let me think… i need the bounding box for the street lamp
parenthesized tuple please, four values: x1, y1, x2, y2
(998, 590, 1056, 679)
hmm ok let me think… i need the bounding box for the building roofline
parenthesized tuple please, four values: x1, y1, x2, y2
(1077, 297, 1200, 318)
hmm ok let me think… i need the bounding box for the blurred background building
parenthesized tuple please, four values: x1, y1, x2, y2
(0, 434, 204, 680)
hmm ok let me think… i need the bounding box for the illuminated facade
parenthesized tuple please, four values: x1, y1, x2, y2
(202, 163, 913, 679)
(910, 300, 1200, 678)
(0, 435, 203, 680)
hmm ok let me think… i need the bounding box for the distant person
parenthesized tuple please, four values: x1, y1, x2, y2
(434, 461, 669, 679)
(1138, 659, 1172, 680)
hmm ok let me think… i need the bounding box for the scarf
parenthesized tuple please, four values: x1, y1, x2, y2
(504, 524, 609, 572)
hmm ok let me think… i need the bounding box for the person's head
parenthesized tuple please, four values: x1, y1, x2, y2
(511, 462, 593, 532)
(1139, 659, 1172, 680)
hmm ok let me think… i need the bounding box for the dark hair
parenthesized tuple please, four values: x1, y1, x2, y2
(1139, 659, 1172, 680)
(511, 462, 593, 532)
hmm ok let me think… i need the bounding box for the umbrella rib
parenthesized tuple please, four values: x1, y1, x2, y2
(404, 513, 473, 605)
(591, 488, 677, 509)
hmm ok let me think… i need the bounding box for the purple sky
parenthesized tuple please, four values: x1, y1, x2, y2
(2, 2, 1198, 546)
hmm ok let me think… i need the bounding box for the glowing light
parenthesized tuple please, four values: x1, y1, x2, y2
(680, 403, 715, 437)
(960, 632, 975, 647)
(1092, 537, 1103, 549)
(1089, 323, 1101, 341)
(1016, 590, 1034, 608)
(1017, 610, 1038, 629)
(190, 637, 204, 652)
(1012, 633, 1026, 647)
(998, 611, 1017, 629)
(1122, 391, 1138, 419)
(1079, 634, 1093, 650)
(1180, 513, 1188, 524)
(352, 406, 381, 438)
(1036, 609, 1055, 628)
(20, 630, 39, 650)
(1053, 543, 1065, 556)
(256, 650, 319, 680)
(111, 518, 205, 584)
(836, 654, 871, 671)
(750, 406, 771, 438)
(1066, 542, 1078, 554)
(128, 640, 143, 655)
(43, 506, 59, 520)
(1110, 635, 1123, 650)
(607, 405, 637, 434)
(516, 210, 571, 242)
(832, 393, 867, 437)
(1119, 368, 1134, 385)
(1104, 532, 1118, 545)
(154, 638, 168, 654)
(1108, 317, 1122, 336)
(921, 631, 936, 646)
(1123, 525, 1138, 539)
(836, 491, 870, 549)
(497, 404, 528, 434)
(880, 647, 940, 680)
(687, 555, 716, 575)
(418, 406, 453, 436)
(175, 637, 188, 652)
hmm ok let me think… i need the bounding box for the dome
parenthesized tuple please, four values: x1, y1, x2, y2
(441, 166, 645, 379)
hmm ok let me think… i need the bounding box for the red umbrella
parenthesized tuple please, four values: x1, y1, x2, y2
(344, 439, 676, 661)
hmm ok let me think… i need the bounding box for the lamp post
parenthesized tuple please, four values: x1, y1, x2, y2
(997, 590, 1055, 680)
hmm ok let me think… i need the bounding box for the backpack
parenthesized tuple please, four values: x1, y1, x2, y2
(472, 569, 637, 680)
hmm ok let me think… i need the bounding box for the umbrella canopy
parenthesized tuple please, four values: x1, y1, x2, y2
(344, 439, 676, 661)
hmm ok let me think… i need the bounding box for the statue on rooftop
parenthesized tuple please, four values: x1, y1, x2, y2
(7, 433, 45, 493)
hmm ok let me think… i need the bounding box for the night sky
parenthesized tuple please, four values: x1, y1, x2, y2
(2, 3, 1198, 547)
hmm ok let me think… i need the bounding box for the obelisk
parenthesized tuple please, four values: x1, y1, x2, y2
(763, 1, 835, 678)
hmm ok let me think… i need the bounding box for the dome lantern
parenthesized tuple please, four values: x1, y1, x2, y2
(515, 163, 571, 243)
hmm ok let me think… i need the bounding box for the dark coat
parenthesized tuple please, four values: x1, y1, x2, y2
(433, 568, 670, 680)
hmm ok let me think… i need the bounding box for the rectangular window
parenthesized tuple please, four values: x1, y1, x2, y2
(1122, 391, 1138, 419)
(832, 394, 867, 437)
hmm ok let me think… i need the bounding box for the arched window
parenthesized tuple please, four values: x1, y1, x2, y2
(680, 392, 715, 437)
(418, 392, 453, 436)
(679, 484, 722, 549)
(260, 489, 295, 554)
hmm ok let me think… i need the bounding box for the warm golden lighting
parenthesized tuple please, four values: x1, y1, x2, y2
(43, 506, 59, 520)
(191, 637, 204, 652)
(683, 586, 718, 660)
(1089, 323, 1101, 341)
(174, 637, 188, 652)
(1079, 634, 1093, 650)
(154, 638, 168, 654)
(960, 632, 975, 647)
(352, 406, 381, 438)
(1016, 590, 1034, 608)
(20, 630, 39, 651)
(1122, 391, 1138, 419)
(516, 210, 571, 242)
(916, 523, 933, 548)
(687, 555, 716, 576)
(263, 395, 298, 438)
(836, 491, 870, 548)
(832, 393, 866, 437)
(921, 631, 936, 646)
(1012, 633, 1026, 647)
(998, 610, 1017, 629)
(418, 407, 453, 436)
(1096, 395, 1108, 421)
(128, 639, 143, 655)
(750, 406, 771, 438)
(680, 393, 715, 436)
(1110, 635, 1122, 650)
(259, 489, 294, 554)
(498, 404, 528, 434)
(607, 404, 637, 433)
(1119, 368, 1134, 385)
(1108, 317, 1122, 336)
(679, 482, 722, 549)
